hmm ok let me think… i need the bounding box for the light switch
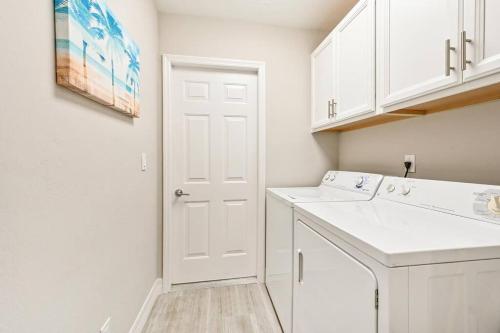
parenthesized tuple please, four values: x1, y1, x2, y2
(141, 153, 147, 172)
(100, 317, 111, 333)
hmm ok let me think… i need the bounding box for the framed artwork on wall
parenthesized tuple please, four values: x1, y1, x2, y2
(54, 0, 141, 117)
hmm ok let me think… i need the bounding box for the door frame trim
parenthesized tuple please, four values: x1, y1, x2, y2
(161, 54, 266, 292)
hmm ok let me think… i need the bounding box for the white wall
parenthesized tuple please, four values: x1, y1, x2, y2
(159, 14, 338, 187)
(339, 100, 500, 185)
(0, 1, 161, 332)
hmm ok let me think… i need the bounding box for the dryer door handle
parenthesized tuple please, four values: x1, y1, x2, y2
(298, 249, 304, 285)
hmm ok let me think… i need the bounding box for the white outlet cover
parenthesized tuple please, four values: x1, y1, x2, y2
(404, 154, 416, 173)
(100, 317, 111, 333)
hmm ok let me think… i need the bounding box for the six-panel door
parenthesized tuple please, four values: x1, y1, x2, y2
(378, 0, 461, 107)
(463, 0, 500, 82)
(293, 219, 378, 333)
(171, 67, 258, 284)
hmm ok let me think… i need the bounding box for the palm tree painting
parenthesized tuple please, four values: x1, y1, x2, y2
(54, 0, 141, 117)
(125, 44, 140, 115)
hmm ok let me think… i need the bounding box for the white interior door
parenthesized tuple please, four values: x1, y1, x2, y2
(293, 219, 378, 333)
(379, 0, 461, 107)
(171, 66, 258, 284)
(463, 0, 500, 82)
(335, 0, 375, 120)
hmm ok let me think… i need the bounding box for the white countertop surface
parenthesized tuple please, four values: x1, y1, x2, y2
(295, 199, 500, 267)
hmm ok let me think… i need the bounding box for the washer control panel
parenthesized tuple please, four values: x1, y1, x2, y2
(321, 171, 384, 196)
(474, 190, 500, 220)
(378, 177, 500, 225)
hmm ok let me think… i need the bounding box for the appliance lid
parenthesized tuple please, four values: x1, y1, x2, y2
(295, 198, 500, 268)
(267, 186, 373, 203)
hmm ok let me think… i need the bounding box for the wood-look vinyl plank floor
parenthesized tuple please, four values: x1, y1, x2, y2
(143, 283, 283, 333)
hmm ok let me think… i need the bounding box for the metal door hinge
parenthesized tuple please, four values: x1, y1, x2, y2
(375, 289, 379, 309)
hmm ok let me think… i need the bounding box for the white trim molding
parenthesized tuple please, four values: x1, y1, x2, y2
(128, 278, 163, 333)
(162, 54, 267, 292)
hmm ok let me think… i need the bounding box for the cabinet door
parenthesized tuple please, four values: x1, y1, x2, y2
(463, 0, 500, 82)
(335, 0, 375, 121)
(311, 35, 335, 128)
(409, 260, 500, 333)
(293, 219, 378, 333)
(379, 0, 461, 107)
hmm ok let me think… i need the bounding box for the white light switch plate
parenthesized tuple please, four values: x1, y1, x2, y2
(141, 153, 147, 172)
(404, 154, 416, 173)
(100, 317, 111, 333)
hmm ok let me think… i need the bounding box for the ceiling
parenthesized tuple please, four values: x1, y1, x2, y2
(155, 0, 358, 30)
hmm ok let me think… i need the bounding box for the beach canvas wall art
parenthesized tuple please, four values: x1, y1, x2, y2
(54, 0, 141, 117)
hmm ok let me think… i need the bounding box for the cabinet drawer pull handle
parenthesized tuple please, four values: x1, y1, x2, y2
(445, 39, 456, 76)
(328, 99, 336, 119)
(461, 31, 472, 71)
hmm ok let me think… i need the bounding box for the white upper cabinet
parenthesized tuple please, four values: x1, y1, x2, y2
(335, 0, 375, 121)
(378, 0, 461, 107)
(311, 0, 375, 131)
(311, 35, 336, 129)
(310, 0, 500, 131)
(463, 0, 500, 82)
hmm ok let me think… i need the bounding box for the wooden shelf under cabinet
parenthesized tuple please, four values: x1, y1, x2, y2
(325, 82, 500, 132)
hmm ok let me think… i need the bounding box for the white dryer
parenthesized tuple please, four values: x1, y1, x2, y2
(265, 171, 384, 333)
(293, 177, 500, 333)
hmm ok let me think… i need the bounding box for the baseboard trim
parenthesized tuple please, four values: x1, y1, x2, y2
(171, 277, 258, 292)
(129, 278, 163, 333)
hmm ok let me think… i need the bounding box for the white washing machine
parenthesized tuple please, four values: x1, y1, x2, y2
(293, 176, 500, 333)
(265, 171, 384, 333)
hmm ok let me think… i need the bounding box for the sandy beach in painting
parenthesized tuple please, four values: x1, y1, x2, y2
(55, 0, 140, 117)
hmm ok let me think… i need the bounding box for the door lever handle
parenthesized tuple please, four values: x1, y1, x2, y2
(174, 189, 190, 197)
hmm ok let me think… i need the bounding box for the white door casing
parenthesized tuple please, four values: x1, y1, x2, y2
(378, 0, 461, 107)
(163, 56, 266, 289)
(463, 0, 500, 82)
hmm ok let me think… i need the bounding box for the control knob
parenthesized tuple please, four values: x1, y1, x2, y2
(386, 184, 396, 193)
(400, 184, 411, 196)
(355, 177, 364, 188)
(488, 196, 500, 215)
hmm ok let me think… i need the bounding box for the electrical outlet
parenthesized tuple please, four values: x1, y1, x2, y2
(100, 317, 111, 333)
(404, 154, 416, 173)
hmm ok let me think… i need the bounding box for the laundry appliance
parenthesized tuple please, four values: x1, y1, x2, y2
(293, 177, 500, 333)
(265, 171, 384, 333)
